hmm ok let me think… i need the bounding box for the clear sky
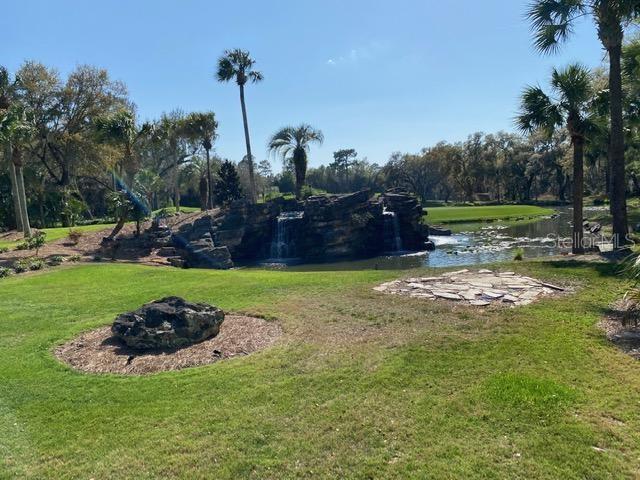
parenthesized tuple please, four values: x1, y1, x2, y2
(3, 0, 605, 170)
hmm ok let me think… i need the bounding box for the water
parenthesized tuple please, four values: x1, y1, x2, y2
(382, 208, 403, 253)
(267, 211, 305, 262)
(257, 206, 609, 271)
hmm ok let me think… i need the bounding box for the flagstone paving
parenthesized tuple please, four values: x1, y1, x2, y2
(373, 269, 564, 306)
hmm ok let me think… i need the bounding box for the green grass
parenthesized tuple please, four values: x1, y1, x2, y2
(0, 223, 115, 249)
(425, 204, 555, 224)
(1, 260, 640, 478)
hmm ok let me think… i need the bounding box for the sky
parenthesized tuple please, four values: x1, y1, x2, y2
(2, 0, 605, 171)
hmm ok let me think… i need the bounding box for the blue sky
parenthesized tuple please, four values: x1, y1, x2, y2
(3, 0, 604, 170)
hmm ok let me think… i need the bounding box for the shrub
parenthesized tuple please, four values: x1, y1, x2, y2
(12, 259, 30, 273)
(513, 248, 524, 261)
(0, 267, 14, 278)
(68, 254, 82, 262)
(15, 231, 47, 255)
(47, 255, 65, 266)
(0, 246, 9, 254)
(14, 241, 29, 251)
(28, 258, 46, 271)
(67, 228, 83, 245)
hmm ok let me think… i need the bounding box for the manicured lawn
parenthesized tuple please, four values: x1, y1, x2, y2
(425, 205, 555, 224)
(1, 261, 639, 478)
(0, 223, 115, 249)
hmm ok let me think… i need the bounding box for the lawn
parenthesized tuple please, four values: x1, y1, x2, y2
(1, 261, 639, 478)
(0, 223, 115, 249)
(425, 205, 555, 224)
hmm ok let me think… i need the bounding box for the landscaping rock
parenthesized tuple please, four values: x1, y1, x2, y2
(111, 296, 225, 350)
(374, 270, 565, 307)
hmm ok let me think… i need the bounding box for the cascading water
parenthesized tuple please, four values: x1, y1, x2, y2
(270, 211, 305, 260)
(383, 207, 403, 253)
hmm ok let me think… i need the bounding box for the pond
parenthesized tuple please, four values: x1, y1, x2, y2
(258, 206, 609, 271)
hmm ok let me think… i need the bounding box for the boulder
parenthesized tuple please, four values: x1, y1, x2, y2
(184, 238, 233, 269)
(111, 296, 225, 350)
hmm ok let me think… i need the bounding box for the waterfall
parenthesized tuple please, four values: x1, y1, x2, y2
(383, 207, 403, 253)
(270, 211, 305, 260)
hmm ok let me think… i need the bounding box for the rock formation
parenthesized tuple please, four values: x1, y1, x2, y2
(111, 296, 225, 350)
(146, 189, 430, 268)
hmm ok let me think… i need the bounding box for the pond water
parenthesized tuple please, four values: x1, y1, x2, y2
(257, 206, 610, 271)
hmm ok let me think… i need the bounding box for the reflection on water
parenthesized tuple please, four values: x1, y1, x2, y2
(257, 207, 601, 272)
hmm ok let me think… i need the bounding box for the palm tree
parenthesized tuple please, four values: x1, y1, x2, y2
(94, 108, 151, 239)
(527, 0, 640, 247)
(267, 124, 324, 199)
(0, 68, 32, 237)
(517, 64, 596, 254)
(182, 112, 218, 209)
(216, 49, 263, 203)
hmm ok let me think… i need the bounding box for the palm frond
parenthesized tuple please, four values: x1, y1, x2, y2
(516, 85, 560, 136)
(526, 0, 585, 53)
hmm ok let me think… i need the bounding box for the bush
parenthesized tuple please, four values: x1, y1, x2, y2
(14, 241, 29, 251)
(68, 254, 82, 262)
(0, 267, 14, 278)
(0, 246, 9, 254)
(67, 228, 83, 245)
(47, 255, 65, 266)
(12, 259, 30, 273)
(513, 248, 524, 261)
(14, 231, 47, 255)
(28, 258, 46, 271)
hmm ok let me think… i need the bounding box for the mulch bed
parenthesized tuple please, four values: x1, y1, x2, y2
(600, 299, 640, 360)
(55, 315, 282, 375)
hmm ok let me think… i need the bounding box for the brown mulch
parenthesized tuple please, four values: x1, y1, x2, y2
(600, 299, 640, 360)
(55, 315, 282, 375)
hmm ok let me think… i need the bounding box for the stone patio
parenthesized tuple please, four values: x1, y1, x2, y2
(374, 269, 564, 306)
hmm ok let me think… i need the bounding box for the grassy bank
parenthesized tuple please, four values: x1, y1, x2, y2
(425, 205, 554, 224)
(1, 261, 639, 478)
(0, 223, 115, 249)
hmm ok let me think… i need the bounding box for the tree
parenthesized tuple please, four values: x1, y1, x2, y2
(517, 64, 596, 254)
(182, 112, 217, 209)
(527, 0, 640, 247)
(0, 68, 32, 237)
(157, 112, 187, 212)
(216, 49, 263, 203)
(330, 148, 358, 188)
(267, 124, 324, 199)
(257, 159, 273, 200)
(214, 160, 244, 205)
(94, 108, 152, 239)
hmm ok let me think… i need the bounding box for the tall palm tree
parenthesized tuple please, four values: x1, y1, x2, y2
(268, 124, 324, 199)
(216, 49, 263, 203)
(517, 64, 596, 254)
(182, 112, 218, 209)
(527, 0, 640, 247)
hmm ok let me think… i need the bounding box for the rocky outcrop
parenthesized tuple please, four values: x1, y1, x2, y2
(111, 296, 225, 350)
(381, 190, 426, 251)
(148, 189, 429, 268)
(301, 190, 383, 260)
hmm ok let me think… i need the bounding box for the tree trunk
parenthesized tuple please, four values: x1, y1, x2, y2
(205, 147, 213, 209)
(239, 83, 256, 203)
(572, 137, 585, 255)
(173, 152, 180, 212)
(8, 152, 23, 231)
(608, 43, 628, 247)
(106, 216, 126, 241)
(12, 146, 32, 237)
